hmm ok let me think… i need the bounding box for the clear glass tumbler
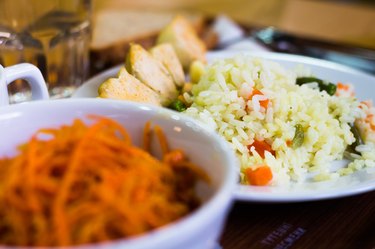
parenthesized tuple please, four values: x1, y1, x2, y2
(0, 0, 91, 103)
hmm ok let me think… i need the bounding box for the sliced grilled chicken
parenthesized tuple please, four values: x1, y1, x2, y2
(157, 15, 206, 70)
(150, 43, 185, 88)
(98, 66, 161, 106)
(126, 43, 178, 105)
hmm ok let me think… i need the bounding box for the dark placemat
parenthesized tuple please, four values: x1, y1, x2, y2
(220, 191, 375, 249)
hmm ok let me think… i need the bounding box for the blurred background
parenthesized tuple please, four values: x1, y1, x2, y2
(90, 0, 375, 74)
(2, 0, 374, 104)
(93, 0, 375, 49)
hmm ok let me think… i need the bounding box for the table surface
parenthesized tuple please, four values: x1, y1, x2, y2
(220, 191, 375, 249)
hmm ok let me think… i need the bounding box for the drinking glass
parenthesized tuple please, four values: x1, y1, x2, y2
(0, 0, 91, 103)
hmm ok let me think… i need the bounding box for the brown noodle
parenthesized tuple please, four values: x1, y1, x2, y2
(0, 116, 208, 247)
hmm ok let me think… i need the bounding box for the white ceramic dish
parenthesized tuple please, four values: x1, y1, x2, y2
(0, 98, 237, 249)
(72, 51, 375, 203)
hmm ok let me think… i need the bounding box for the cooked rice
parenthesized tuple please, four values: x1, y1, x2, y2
(184, 54, 375, 186)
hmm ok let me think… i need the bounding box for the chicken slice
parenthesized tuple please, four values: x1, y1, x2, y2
(150, 43, 185, 88)
(98, 66, 161, 106)
(157, 15, 206, 69)
(126, 43, 178, 105)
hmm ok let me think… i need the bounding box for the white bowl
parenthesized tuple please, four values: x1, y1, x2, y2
(0, 98, 238, 249)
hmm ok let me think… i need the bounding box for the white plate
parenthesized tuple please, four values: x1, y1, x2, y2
(73, 51, 375, 202)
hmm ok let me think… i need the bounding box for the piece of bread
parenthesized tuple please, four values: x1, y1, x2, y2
(125, 43, 178, 105)
(157, 15, 207, 69)
(150, 43, 185, 88)
(98, 67, 161, 106)
(90, 9, 206, 72)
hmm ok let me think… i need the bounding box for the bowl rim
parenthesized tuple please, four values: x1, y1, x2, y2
(0, 98, 238, 248)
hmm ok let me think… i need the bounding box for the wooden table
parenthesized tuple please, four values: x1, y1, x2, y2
(220, 192, 375, 249)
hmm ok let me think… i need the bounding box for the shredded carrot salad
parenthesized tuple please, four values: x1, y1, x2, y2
(0, 116, 208, 247)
